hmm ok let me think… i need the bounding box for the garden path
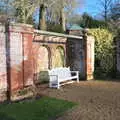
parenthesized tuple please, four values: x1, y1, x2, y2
(38, 81, 120, 120)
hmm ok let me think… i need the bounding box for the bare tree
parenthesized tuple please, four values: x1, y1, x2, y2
(0, 0, 13, 23)
(99, 0, 112, 22)
(46, 0, 83, 31)
(34, 0, 57, 30)
(109, 0, 120, 34)
(38, 3, 46, 30)
(13, 0, 37, 23)
(12, 0, 83, 31)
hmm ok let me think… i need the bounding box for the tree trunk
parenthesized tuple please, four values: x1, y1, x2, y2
(38, 4, 46, 30)
(104, 0, 108, 22)
(60, 7, 66, 32)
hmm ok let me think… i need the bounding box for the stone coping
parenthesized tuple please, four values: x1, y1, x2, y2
(34, 30, 83, 39)
(0, 22, 83, 39)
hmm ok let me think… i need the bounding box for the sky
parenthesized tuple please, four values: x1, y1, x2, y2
(79, 0, 102, 18)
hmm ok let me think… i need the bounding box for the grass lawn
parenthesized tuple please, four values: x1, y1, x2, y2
(0, 96, 76, 120)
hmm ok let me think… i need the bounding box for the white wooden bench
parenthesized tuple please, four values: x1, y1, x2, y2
(48, 67, 79, 89)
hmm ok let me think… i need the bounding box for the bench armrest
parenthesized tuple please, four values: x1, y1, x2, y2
(49, 75, 60, 89)
(71, 71, 79, 82)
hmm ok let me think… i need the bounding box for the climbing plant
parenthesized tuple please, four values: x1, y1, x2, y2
(89, 28, 115, 78)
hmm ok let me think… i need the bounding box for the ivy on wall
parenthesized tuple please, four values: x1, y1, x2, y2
(89, 28, 115, 78)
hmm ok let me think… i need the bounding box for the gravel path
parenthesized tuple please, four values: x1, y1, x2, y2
(39, 81, 120, 120)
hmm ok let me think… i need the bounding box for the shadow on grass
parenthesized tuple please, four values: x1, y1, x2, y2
(0, 112, 15, 120)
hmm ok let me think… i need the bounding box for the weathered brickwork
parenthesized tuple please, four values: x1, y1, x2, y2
(33, 33, 67, 83)
(67, 30, 94, 80)
(0, 23, 94, 102)
(85, 35, 95, 80)
(9, 24, 34, 100)
(9, 31, 23, 91)
(67, 38, 86, 79)
(22, 30, 34, 87)
(0, 24, 7, 101)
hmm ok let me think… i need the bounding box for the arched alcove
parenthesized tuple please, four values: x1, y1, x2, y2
(36, 45, 51, 82)
(52, 46, 65, 68)
(37, 45, 50, 72)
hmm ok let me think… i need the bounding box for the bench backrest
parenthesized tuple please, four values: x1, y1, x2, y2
(48, 67, 71, 81)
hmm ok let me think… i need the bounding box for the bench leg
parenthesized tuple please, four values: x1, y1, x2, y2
(57, 85, 60, 89)
(57, 80, 60, 89)
(49, 82, 52, 88)
(77, 72, 79, 83)
(77, 77, 79, 83)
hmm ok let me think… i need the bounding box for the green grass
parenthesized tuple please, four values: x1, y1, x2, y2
(0, 97, 76, 120)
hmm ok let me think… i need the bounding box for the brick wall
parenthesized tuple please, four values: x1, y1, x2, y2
(8, 24, 34, 100)
(67, 38, 86, 79)
(0, 23, 94, 102)
(33, 33, 67, 83)
(0, 23, 67, 101)
(0, 24, 7, 101)
(85, 35, 95, 80)
(67, 32, 95, 80)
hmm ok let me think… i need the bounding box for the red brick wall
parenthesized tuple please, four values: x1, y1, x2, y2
(9, 24, 34, 92)
(85, 36, 95, 80)
(22, 32, 34, 86)
(0, 23, 67, 101)
(33, 34, 67, 82)
(0, 23, 94, 101)
(0, 24, 7, 101)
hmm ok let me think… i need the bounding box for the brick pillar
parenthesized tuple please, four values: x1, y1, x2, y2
(22, 25, 34, 86)
(8, 23, 34, 100)
(8, 24, 24, 99)
(84, 35, 95, 80)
